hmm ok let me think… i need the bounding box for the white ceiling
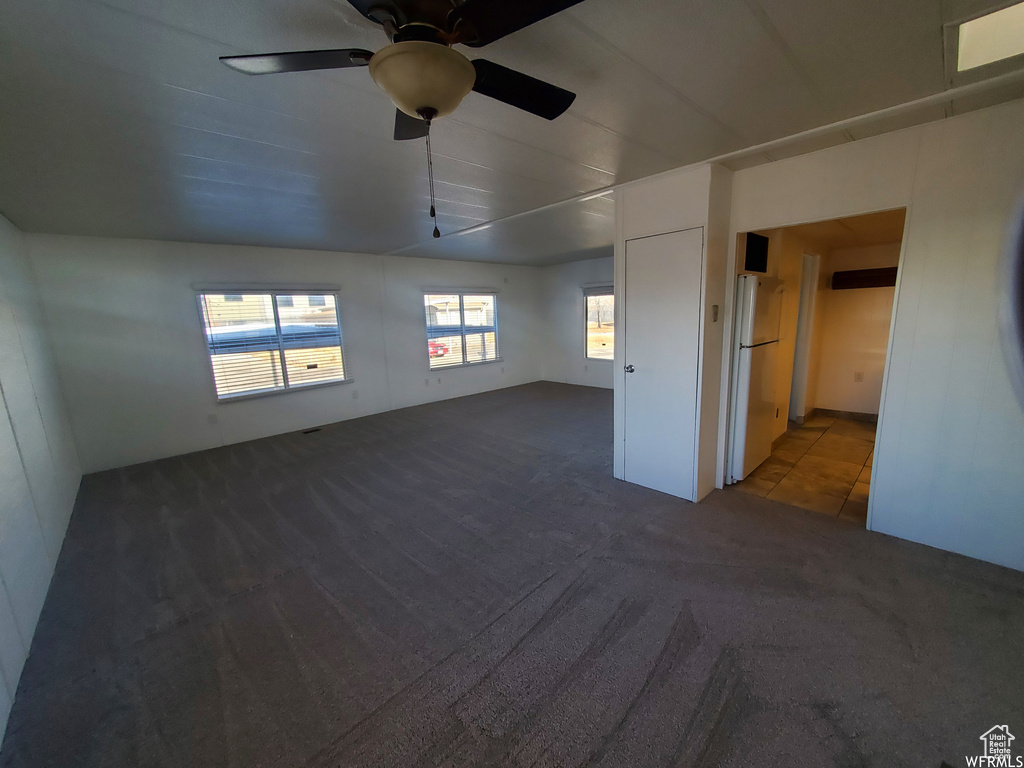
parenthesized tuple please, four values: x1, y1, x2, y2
(764, 208, 908, 252)
(1, 0, 1022, 265)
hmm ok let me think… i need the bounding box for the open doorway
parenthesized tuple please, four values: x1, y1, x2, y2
(727, 209, 906, 525)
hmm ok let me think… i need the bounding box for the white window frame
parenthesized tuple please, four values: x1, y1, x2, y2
(195, 289, 351, 403)
(423, 292, 501, 370)
(583, 285, 615, 361)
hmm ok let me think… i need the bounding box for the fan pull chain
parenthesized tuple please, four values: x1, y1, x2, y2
(424, 117, 440, 239)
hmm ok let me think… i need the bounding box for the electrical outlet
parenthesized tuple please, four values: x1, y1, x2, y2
(712, 304, 719, 322)
(425, 378, 429, 387)
(437, 377, 442, 384)
(352, 390, 358, 399)
(854, 371, 864, 383)
(501, 366, 505, 374)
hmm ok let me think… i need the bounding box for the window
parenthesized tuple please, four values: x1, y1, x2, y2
(957, 1, 1024, 71)
(585, 287, 614, 360)
(424, 293, 499, 369)
(197, 292, 347, 400)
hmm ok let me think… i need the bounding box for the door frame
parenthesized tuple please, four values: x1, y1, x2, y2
(619, 227, 706, 500)
(614, 225, 707, 488)
(717, 208, 911, 532)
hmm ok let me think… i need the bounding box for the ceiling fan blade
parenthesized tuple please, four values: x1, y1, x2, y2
(450, 0, 587, 47)
(471, 59, 576, 120)
(394, 109, 429, 140)
(220, 49, 374, 75)
(345, 0, 402, 26)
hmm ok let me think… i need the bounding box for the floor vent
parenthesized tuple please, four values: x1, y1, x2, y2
(302, 428, 322, 434)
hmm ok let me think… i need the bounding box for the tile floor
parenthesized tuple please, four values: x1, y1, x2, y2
(734, 414, 875, 523)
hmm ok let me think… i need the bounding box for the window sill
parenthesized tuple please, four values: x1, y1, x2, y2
(428, 357, 504, 372)
(216, 377, 354, 404)
(585, 356, 615, 363)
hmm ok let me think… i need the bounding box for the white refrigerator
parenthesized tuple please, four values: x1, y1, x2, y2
(728, 274, 783, 484)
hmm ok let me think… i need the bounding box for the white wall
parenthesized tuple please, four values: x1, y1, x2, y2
(539, 255, 614, 389)
(28, 236, 544, 473)
(727, 98, 1024, 571)
(0, 214, 81, 736)
(701, 166, 734, 496)
(809, 243, 901, 416)
(613, 164, 732, 501)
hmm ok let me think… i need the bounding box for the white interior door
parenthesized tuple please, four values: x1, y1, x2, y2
(623, 228, 704, 500)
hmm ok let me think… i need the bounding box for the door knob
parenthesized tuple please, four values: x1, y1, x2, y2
(624, 364, 635, 373)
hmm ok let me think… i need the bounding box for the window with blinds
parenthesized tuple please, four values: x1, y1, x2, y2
(585, 287, 614, 360)
(197, 292, 347, 400)
(424, 293, 499, 370)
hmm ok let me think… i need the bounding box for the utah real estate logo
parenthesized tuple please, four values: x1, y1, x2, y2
(966, 726, 1022, 767)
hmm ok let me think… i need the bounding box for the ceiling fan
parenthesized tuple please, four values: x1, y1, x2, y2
(220, 0, 586, 236)
(220, 0, 586, 141)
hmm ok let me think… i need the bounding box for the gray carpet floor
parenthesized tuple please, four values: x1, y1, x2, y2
(2, 382, 1022, 767)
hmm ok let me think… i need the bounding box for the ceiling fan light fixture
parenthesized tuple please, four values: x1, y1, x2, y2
(369, 41, 476, 119)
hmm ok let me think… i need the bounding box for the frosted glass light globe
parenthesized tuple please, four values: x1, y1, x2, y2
(369, 41, 476, 119)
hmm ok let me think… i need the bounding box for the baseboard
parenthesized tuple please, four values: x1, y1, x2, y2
(805, 407, 878, 424)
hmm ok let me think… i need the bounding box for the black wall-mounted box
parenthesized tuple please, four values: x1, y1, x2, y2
(744, 233, 769, 273)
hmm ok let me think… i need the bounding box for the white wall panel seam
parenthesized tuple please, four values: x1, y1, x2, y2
(0, 376, 51, 576)
(868, 125, 930, 529)
(0, 565, 27, 691)
(2, 288, 65, 561)
(919, 174, 985, 532)
(23, 246, 82, 487)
